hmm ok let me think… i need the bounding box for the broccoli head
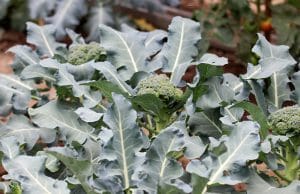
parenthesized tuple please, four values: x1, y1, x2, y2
(268, 106, 300, 136)
(67, 42, 106, 65)
(136, 74, 183, 102)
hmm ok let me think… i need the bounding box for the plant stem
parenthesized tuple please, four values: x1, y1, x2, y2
(273, 170, 291, 184)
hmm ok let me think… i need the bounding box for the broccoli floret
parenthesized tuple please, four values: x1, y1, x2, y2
(268, 106, 300, 136)
(67, 42, 106, 65)
(136, 74, 183, 102)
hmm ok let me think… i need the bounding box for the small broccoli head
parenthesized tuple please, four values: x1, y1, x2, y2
(136, 74, 183, 102)
(67, 42, 106, 65)
(268, 106, 300, 136)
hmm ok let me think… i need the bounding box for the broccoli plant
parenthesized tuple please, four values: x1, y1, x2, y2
(0, 16, 300, 194)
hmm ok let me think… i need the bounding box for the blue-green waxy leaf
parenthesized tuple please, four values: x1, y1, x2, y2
(0, 136, 20, 159)
(188, 109, 223, 137)
(2, 155, 70, 194)
(161, 16, 201, 86)
(247, 172, 300, 194)
(56, 65, 103, 109)
(46, 0, 88, 40)
(21, 65, 56, 81)
(0, 115, 56, 150)
(196, 53, 228, 66)
(0, 74, 32, 114)
(27, 0, 56, 19)
(47, 151, 97, 194)
(85, 2, 114, 41)
(75, 107, 103, 123)
(223, 73, 250, 101)
(29, 100, 96, 144)
(99, 24, 152, 80)
(291, 71, 300, 104)
(196, 77, 234, 109)
(95, 93, 145, 192)
(242, 34, 296, 79)
(26, 22, 65, 57)
(133, 123, 186, 193)
(267, 68, 292, 111)
(187, 121, 261, 187)
(92, 62, 135, 96)
(7, 45, 39, 66)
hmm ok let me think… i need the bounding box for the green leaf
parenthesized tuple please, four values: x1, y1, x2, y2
(188, 109, 223, 137)
(45, 0, 88, 40)
(187, 121, 260, 186)
(242, 34, 296, 79)
(196, 77, 234, 109)
(0, 115, 56, 150)
(2, 155, 70, 194)
(29, 100, 96, 144)
(21, 65, 56, 82)
(99, 24, 153, 80)
(91, 62, 134, 96)
(133, 123, 185, 193)
(47, 151, 97, 194)
(161, 16, 201, 85)
(7, 45, 39, 66)
(234, 101, 270, 138)
(26, 22, 65, 57)
(94, 93, 145, 192)
(0, 136, 20, 159)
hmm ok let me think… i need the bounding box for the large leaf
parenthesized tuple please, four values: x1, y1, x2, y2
(0, 115, 56, 150)
(26, 22, 65, 57)
(92, 62, 134, 96)
(242, 34, 296, 79)
(187, 121, 261, 186)
(99, 24, 152, 80)
(28, 100, 96, 144)
(247, 172, 300, 194)
(133, 123, 186, 193)
(161, 16, 201, 85)
(46, 0, 88, 40)
(2, 155, 70, 194)
(94, 93, 145, 192)
(0, 136, 20, 159)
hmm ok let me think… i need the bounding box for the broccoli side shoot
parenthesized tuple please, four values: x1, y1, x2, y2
(136, 74, 183, 102)
(268, 106, 300, 136)
(67, 42, 106, 65)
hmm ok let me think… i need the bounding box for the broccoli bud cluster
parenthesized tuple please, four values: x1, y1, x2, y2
(268, 106, 300, 136)
(67, 42, 106, 65)
(136, 74, 183, 102)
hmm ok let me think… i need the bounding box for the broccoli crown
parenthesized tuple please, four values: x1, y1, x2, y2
(67, 42, 106, 65)
(268, 106, 300, 136)
(136, 74, 183, 101)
